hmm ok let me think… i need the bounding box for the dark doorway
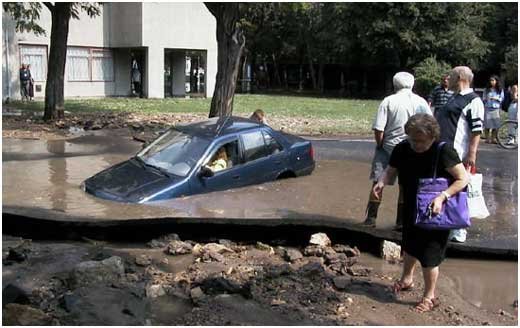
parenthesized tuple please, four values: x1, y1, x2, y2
(130, 49, 145, 97)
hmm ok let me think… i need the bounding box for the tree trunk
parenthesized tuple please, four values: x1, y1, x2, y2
(318, 63, 324, 94)
(272, 53, 282, 88)
(298, 64, 304, 92)
(306, 41, 317, 90)
(205, 3, 245, 118)
(283, 66, 288, 90)
(339, 70, 346, 97)
(43, 3, 72, 121)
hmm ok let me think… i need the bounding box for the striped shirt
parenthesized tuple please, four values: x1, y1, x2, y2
(435, 88, 484, 160)
(428, 85, 454, 111)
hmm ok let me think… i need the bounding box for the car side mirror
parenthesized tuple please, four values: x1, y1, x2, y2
(199, 166, 214, 178)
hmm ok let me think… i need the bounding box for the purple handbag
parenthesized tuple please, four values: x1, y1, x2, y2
(415, 142, 471, 230)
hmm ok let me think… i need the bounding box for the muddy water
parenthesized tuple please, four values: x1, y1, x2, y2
(1, 135, 396, 226)
(360, 253, 518, 312)
(2, 134, 518, 313)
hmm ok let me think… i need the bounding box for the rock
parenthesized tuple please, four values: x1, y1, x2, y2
(346, 297, 353, 304)
(346, 265, 372, 277)
(303, 245, 327, 257)
(332, 276, 351, 290)
(4, 242, 31, 264)
(255, 241, 272, 251)
(218, 239, 236, 248)
(284, 248, 303, 262)
(271, 299, 286, 306)
(71, 256, 125, 288)
(2, 303, 53, 326)
(2, 284, 31, 305)
(380, 241, 401, 261)
(190, 287, 205, 303)
(207, 251, 225, 262)
(333, 244, 361, 257)
(135, 255, 152, 266)
(166, 240, 193, 255)
(59, 292, 80, 312)
(309, 233, 331, 247)
(193, 243, 234, 256)
(200, 276, 251, 298)
(298, 260, 325, 276)
(147, 233, 181, 248)
(266, 263, 293, 278)
(146, 284, 166, 298)
(274, 246, 286, 257)
(335, 305, 350, 317)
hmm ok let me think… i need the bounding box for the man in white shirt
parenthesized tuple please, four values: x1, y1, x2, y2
(364, 72, 432, 229)
(434, 66, 485, 243)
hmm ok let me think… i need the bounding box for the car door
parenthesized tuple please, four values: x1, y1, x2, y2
(238, 129, 286, 186)
(191, 138, 243, 194)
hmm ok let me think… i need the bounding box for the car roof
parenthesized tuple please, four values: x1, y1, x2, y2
(175, 116, 264, 139)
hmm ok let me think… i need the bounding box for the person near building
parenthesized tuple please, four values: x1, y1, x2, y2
(131, 57, 142, 97)
(434, 66, 484, 243)
(363, 71, 432, 229)
(506, 84, 518, 145)
(373, 113, 469, 312)
(27, 64, 34, 101)
(427, 74, 454, 114)
(19, 64, 31, 101)
(482, 75, 504, 143)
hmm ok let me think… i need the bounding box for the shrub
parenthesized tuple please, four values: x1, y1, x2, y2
(413, 56, 452, 98)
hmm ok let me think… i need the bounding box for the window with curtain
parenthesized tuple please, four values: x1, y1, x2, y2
(91, 50, 114, 81)
(66, 48, 90, 81)
(20, 45, 47, 81)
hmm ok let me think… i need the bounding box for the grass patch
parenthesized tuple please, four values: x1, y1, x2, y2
(5, 94, 381, 135)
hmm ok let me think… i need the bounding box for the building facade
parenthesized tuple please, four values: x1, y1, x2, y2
(2, 2, 217, 100)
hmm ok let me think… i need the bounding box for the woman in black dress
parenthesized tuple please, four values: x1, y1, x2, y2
(372, 114, 469, 312)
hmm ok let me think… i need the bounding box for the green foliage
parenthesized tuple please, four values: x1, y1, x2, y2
(3, 2, 46, 36)
(503, 45, 518, 84)
(3, 2, 101, 36)
(413, 57, 452, 98)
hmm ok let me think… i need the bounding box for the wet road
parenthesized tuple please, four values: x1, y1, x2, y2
(3, 133, 517, 250)
(2, 132, 518, 314)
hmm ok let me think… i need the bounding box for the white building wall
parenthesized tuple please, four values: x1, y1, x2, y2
(2, 3, 217, 100)
(141, 2, 217, 98)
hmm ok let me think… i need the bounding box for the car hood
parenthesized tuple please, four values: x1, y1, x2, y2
(84, 158, 179, 202)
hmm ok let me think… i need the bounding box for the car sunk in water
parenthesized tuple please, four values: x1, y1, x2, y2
(83, 116, 315, 203)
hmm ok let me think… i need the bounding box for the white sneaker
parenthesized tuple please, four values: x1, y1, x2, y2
(450, 228, 467, 243)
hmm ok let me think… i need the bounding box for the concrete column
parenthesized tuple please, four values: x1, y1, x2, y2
(146, 46, 164, 98)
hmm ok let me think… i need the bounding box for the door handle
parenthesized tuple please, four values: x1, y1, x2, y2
(232, 175, 240, 180)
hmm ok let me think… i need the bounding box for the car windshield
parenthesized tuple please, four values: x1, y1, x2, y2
(136, 129, 209, 177)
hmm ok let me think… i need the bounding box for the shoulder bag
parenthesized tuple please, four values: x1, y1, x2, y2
(415, 142, 471, 230)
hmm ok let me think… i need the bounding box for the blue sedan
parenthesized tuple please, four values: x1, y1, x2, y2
(83, 116, 315, 203)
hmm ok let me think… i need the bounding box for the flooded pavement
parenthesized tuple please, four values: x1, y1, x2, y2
(2, 133, 517, 251)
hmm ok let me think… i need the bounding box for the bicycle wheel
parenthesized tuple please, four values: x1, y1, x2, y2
(497, 120, 518, 149)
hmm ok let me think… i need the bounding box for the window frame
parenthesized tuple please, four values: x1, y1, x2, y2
(262, 130, 283, 156)
(66, 46, 115, 82)
(240, 130, 270, 164)
(204, 138, 241, 175)
(18, 44, 48, 82)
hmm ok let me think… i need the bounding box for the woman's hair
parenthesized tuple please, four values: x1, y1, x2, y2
(488, 75, 502, 92)
(405, 114, 441, 141)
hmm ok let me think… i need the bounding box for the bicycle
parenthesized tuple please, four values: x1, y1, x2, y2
(497, 119, 518, 149)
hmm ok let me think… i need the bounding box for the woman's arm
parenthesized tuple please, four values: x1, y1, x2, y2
(431, 163, 469, 214)
(371, 166, 398, 201)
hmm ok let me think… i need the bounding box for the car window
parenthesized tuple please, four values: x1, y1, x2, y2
(137, 129, 210, 177)
(204, 140, 240, 173)
(241, 131, 269, 162)
(262, 131, 282, 155)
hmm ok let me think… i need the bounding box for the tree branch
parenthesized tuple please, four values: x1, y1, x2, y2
(43, 2, 54, 13)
